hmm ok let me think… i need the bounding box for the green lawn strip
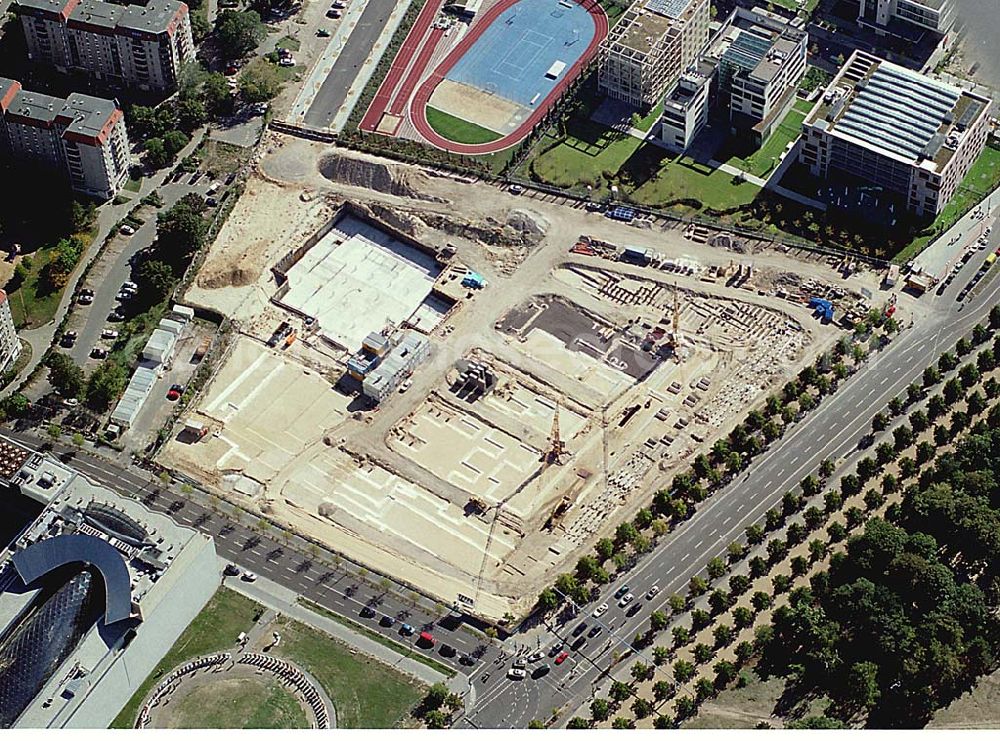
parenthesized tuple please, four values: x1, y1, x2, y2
(164, 676, 309, 728)
(631, 152, 761, 210)
(124, 175, 143, 193)
(793, 97, 814, 113)
(633, 100, 664, 132)
(276, 35, 300, 51)
(528, 116, 644, 195)
(297, 597, 455, 678)
(727, 107, 808, 178)
(425, 106, 501, 145)
(110, 588, 262, 729)
(894, 144, 1000, 264)
(273, 614, 427, 728)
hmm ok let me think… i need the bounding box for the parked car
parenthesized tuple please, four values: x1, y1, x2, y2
(592, 603, 609, 618)
(379, 615, 396, 628)
(532, 665, 551, 679)
(119, 224, 136, 235)
(122, 281, 138, 292)
(507, 668, 526, 680)
(166, 384, 184, 401)
(614, 585, 630, 599)
(508, 184, 524, 195)
(587, 625, 602, 638)
(101, 329, 119, 340)
(554, 651, 569, 665)
(108, 311, 125, 322)
(570, 636, 586, 651)
(645, 586, 660, 600)
(90, 347, 108, 359)
(278, 56, 296, 67)
(326, 8, 341, 17)
(59, 331, 77, 348)
(459, 654, 477, 666)
(317, 27, 331, 36)
(241, 570, 257, 582)
(512, 657, 527, 670)
(360, 606, 376, 619)
(548, 643, 564, 657)
(618, 593, 635, 608)
(225, 63, 239, 76)
(63, 397, 79, 408)
(571, 622, 588, 637)
(224, 563, 241, 576)
(77, 294, 93, 305)
(527, 651, 546, 663)
(400, 623, 415, 636)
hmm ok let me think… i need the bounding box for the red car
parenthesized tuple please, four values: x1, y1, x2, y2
(166, 384, 184, 401)
(554, 651, 569, 665)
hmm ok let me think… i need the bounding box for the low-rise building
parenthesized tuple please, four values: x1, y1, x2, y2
(15, 0, 194, 93)
(362, 330, 430, 403)
(598, 0, 710, 109)
(799, 50, 992, 218)
(0, 77, 129, 200)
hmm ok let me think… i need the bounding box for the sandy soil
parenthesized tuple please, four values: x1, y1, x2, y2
(428, 79, 522, 134)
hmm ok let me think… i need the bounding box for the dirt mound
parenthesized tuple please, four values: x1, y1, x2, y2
(318, 153, 445, 202)
(199, 264, 259, 289)
(505, 208, 549, 242)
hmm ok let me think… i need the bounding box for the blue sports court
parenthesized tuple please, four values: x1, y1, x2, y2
(444, 0, 597, 108)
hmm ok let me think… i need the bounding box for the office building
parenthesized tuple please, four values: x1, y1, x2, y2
(0, 292, 20, 374)
(713, 6, 807, 146)
(15, 0, 194, 93)
(598, 0, 710, 109)
(660, 62, 712, 150)
(0, 77, 130, 200)
(799, 50, 992, 217)
(660, 6, 807, 151)
(0, 439, 218, 728)
(856, 0, 955, 38)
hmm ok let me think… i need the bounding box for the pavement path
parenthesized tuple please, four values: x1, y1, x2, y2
(4, 132, 206, 394)
(228, 574, 448, 686)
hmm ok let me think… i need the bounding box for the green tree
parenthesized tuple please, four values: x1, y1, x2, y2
(751, 591, 772, 612)
(157, 193, 208, 254)
(845, 661, 880, 710)
(138, 259, 176, 302)
(144, 137, 171, 169)
(238, 59, 283, 102)
(746, 523, 765, 544)
(649, 610, 668, 632)
(706, 556, 727, 580)
(215, 9, 266, 58)
(536, 588, 559, 611)
(674, 659, 696, 683)
(590, 698, 610, 722)
(566, 717, 590, 729)
(673, 625, 691, 647)
(47, 352, 85, 397)
(163, 129, 190, 156)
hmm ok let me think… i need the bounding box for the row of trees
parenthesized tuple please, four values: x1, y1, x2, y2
(568, 309, 1000, 728)
(538, 330, 886, 614)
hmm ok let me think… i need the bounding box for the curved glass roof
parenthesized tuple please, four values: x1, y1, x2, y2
(0, 567, 103, 728)
(12, 534, 132, 624)
(83, 502, 149, 547)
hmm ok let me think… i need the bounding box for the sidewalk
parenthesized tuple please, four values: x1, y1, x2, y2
(913, 183, 1000, 279)
(226, 573, 450, 687)
(5, 130, 207, 394)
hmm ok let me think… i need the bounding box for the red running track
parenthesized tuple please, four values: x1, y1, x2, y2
(409, 0, 608, 155)
(359, 0, 443, 133)
(389, 26, 445, 116)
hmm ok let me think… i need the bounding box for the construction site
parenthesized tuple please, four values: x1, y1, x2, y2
(159, 134, 910, 620)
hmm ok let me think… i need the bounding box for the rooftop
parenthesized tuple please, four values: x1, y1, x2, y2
(68, 0, 121, 28)
(618, 11, 674, 54)
(119, 0, 184, 34)
(645, 0, 693, 19)
(806, 51, 990, 169)
(60, 93, 118, 138)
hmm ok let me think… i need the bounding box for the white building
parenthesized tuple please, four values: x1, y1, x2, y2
(799, 50, 992, 217)
(15, 0, 194, 93)
(0, 291, 20, 374)
(598, 0, 710, 109)
(0, 77, 130, 200)
(660, 65, 711, 151)
(856, 0, 955, 38)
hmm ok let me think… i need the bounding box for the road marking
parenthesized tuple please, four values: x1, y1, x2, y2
(722, 517, 731, 526)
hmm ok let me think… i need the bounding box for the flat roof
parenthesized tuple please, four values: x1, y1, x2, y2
(68, 0, 121, 28)
(6, 89, 63, 124)
(619, 11, 673, 53)
(119, 0, 183, 34)
(60, 93, 118, 138)
(809, 51, 989, 169)
(646, 0, 693, 19)
(277, 219, 439, 350)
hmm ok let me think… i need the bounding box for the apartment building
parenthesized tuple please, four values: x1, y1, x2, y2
(799, 51, 991, 218)
(598, 0, 710, 109)
(0, 77, 130, 200)
(0, 291, 20, 373)
(16, 0, 194, 93)
(856, 0, 955, 37)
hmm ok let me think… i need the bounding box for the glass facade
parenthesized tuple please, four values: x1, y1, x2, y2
(0, 567, 103, 728)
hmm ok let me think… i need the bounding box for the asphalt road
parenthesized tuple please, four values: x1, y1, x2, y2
(67, 179, 213, 366)
(459, 227, 1000, 727)
(302, 0, 401, 128)
(2, 430, 489, 679)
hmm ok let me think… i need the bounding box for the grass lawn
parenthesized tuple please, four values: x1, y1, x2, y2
(631, 151, 761, 210)
(124, 175, 143, 193)
(276, 35, 300, 52)
(633, 100, 664, 133)
(159, 676, 309, 729)
(7, 245, 63, 329)
(894, 144, 1000, 264)
(273, 616, 426, 728)
(527, 117, 644, 194)
(298, 598, 455, 678)
(110, 588, 263, 729)
(199, 139, 252, 176)
(728, 105, 809, 178)
(425, 106, 501, 145)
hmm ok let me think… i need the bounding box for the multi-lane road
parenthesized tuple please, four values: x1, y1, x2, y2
(458, 212, 1000, 728)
